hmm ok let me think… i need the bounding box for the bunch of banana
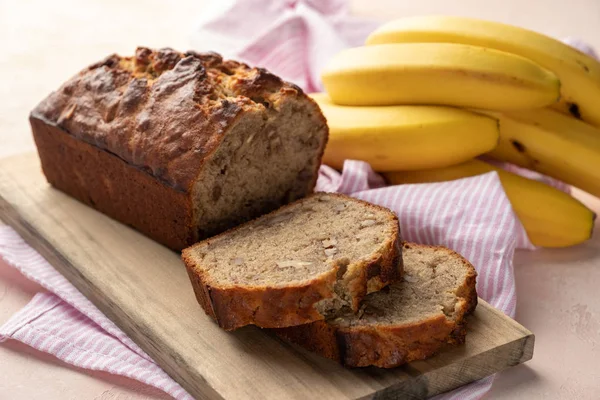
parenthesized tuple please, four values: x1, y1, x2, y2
(384, 160, 594, 248)
(316, 15, 599, 247)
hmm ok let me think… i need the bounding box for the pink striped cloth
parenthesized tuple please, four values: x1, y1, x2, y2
(190, 0, 379, 92)
(1, 1, 595, 398)
(0, 161, 530, 399)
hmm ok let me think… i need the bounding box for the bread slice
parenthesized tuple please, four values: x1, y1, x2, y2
(182, 193, 402, 330)
(274, 243, 477, 368)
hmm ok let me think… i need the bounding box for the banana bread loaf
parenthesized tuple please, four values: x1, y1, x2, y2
(274, 243, 478, 367)
(182, 193, 402, 330)
(30, 47, 328, 250)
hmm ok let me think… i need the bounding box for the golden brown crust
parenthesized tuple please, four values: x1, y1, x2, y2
(278, 314, 457, 368)
(184, 262, 339, 330)
(363, 229, 403, 299)
(182, 193, 402, 330)
(274, 243, 478, 368)
(30, 115, 197, 251)
(32, 47, 308, 191)
(341, 228, 402, 312)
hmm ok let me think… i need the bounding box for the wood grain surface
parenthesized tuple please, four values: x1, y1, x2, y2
(0, 153, 534, 399)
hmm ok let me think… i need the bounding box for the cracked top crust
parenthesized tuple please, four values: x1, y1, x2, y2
(31, 47, 306, 191)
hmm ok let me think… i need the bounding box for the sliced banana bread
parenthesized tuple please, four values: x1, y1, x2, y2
(182, 193, 402, 330)
(274, 243, 478, 368)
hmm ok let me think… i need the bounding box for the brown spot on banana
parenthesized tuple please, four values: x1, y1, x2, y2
(568, 103, 582, 119)
(510, 140, 540, 166)
(511, 140, 526, 153)
(576, 59, 590, 73)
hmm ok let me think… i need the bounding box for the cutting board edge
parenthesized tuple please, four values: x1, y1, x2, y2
(358, 331, 534, 400)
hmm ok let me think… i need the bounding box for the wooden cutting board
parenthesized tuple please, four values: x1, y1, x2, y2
(0, 153, 534, 400)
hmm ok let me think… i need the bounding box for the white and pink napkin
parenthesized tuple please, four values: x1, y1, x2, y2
(0, 163, 527, 400)
(0, 1, 595, 399)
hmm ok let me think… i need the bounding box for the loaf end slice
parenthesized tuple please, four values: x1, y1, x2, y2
(274, 243, 477, 368)
(182, 193, 402, 330)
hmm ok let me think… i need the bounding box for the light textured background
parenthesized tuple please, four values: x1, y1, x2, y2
(1, 0, 599, 398)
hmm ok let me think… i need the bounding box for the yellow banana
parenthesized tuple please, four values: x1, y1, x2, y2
(483, 108, 600, 198)
(321, 43, 560, 110)
(384, 160, 595, 248)
(367, 15, 600, 127)
(311, 93, 499, 171)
